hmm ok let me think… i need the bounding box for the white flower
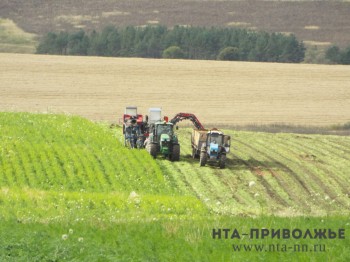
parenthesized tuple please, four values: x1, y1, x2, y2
(78, 237, 84, 242)
(249, 181, 256, 187)
(69, 229, 74, 234)
(129, 191, 139, 198)
(62, 234, 68, 240)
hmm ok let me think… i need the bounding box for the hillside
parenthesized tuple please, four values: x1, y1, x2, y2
(1, 53, 349, 126)
(0, 112, 349, 260)
(2, 112, 349, 217)
(1, 0, 350, 52)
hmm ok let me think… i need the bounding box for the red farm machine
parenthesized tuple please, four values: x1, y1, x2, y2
(122, 106, 148, 149)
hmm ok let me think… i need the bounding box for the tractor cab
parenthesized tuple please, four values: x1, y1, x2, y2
(199, 129, 231, 167)
(154, 121, 177, 155)
(156, 122, 173, 138)
(206, 130, 224, 159)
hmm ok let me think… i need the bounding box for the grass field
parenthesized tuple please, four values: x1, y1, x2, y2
(0, 112, 349, 261)
(1, 53, 350, 127)
(0, 19, 37, 53)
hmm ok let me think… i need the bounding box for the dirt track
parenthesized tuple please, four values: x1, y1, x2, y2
(1, 53, 349, 126)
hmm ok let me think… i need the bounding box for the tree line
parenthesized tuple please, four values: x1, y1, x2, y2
(36, 25, 305, 63)
(325, 45, 350, 65)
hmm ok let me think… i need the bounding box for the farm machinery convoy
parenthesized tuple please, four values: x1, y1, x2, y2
(122, 106, 231, 168)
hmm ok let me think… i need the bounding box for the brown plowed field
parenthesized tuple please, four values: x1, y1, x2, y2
(1, 53, 349, 126)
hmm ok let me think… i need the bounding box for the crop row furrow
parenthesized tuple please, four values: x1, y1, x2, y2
(13, 143, 34, 187)
(84, 146, 110, 191)
(40, 145, 67, 189)
(274, 136, 349, 202)
(235, 136, 329, 213)
(233, 144, 300, 214)
(246, 135, 346, 211)
(179, 133, 260, 209)
(280, 136, 349, 195)
(28, 143, 50, 189)
(315, 138, 350, 161)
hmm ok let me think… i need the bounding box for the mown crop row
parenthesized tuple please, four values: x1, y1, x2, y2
(0, 112, 171, 195)
(1, 112, 349, 217)
(156, 128, 350, 216)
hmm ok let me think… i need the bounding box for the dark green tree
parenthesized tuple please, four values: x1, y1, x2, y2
(340, 46, 350, 65)
(325, 46, 341, 64)
(36, 32, 58, 54)
(162, 46, 185, 59)
(36, 26, 306, 63)
(67, 30, 89, 55)
(217, 47, 240, 61)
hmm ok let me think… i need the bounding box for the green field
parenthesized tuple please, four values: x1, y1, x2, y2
(0, 112, 349, 261)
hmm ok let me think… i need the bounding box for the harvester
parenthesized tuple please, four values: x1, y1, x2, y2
(122, 106, 147, 149)
(144, 108, 180, 161)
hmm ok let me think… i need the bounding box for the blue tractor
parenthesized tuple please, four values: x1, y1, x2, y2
(192, 129, 231, 169)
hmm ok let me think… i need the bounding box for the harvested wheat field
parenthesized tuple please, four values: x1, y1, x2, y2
(0, 53, 349, 126)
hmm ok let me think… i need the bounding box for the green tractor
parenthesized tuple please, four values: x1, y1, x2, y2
(145, 120, 180, 161)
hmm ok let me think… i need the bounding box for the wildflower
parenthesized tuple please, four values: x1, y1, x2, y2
(69, 229, 74, 234)
(129, 191, 139, 198)
(249, 181, 256, 187)
(62, 234, 68, 240)
(78, 237, 84, 242)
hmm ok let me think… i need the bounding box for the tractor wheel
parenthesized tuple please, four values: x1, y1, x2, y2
(149, 143, 158, 159)
(199, 152, 207, 167)
(171, 144, 180, 161)
(219, 154, 226, 169)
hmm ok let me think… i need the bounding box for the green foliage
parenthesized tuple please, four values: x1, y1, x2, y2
(326, 45, 342, 64)
(0, 112, 171, 195)
(217, 46, 240, 61)
(36, 25, 305, 63)
(326, 45, 350, 65)
(1, 113, 350, 260)
(0, 217, 349, 261)
(303, 45, 328, 64)
(162, 46, 185, 59)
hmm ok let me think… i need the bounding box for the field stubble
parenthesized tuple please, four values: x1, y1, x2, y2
(1, 53, 350, 126)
